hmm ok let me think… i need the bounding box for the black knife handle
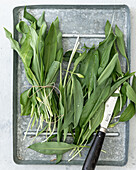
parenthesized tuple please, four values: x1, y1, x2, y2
(82, 131, 106, 170)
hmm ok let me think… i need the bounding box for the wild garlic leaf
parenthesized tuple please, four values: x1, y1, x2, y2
(37, 27, 45, 85)
(37, 12, 47, 38)
(20, 89, 32, 116)
(126, 84, 136, 104)
(87, 50, 99, 93)
(98, 35, 116, 75)
(79, 80, 106, 127)
(63, 81, 74, 129)
(98, 33, 115, 58)
(63, 127, 69, 142)
(79, 47, 95, 87)
(56, 48, 63, 62)
(56, 154, 63, 164)
(115, 57, 123, 76)
(115, 25, 129, 71)
(4, 28, 34, 84)
(105, 20, 113, 37)
(63, 104, 74, 129)
(57, 93, 64, 142)
(27, 68, 39, 85)
(24, 7, 37, 23)
(112, 98, 120, 118)
(115, 25, 126, 57)
(108, 72, 135, 98)
(44, 23, 57, 75)
(29, 26, 41, 83)
(72, 76, 83, 128)
(53, 17, 62, 51)
(37, 11, 46, 27)
(84, 103, 105, 140)
(83, 80, 111, 127)
(16, 21, 29, 34)
(119, 102, 135, 122)
(4, 28, 20, 54)
(132, 75, 136, 93)
(97, 53, 118, 85)
(112, 84, 127, 119)
(73, 51, 87, 72)
(16, 21, 29, 44)
(45, 61, 60, 85)
(20, 34, 33, 68)
(28, 142, 76, 155)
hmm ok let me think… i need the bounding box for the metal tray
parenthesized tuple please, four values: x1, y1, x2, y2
(13, 5, 130, 166)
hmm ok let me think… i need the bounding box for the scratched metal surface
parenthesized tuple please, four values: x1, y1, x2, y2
(13, 5, 130, 166)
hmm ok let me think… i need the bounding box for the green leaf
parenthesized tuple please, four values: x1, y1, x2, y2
(119, 103, 135, 122)
(24, 7, 37, 23)
(37, 11, 46, 27)
(79, 47, 95, 87)
(73, 51, 87, 72)
(4, 28, 20, 54)
(132, 75, 136, 93)
(4, 28, 33, 81)
(56, 154, 63, 164)
(82, 103, 105, 141)
(4, 28, 34, 85)
(56, 48, 63, 62)
(115, 25, 129, 71)
(20, 34, 33, 68)
(64, 127, 69, 141)
(98, 35, 116, 75)
(53, 17, 62, 51)
(37, 12, 47, 37)
(20, 89, 32, 116)
(63, 99, 74, 129)
(83, 80, 111, 127)
(28, 142, 76, 155)
(87, 50, 99, 93)
(115, 57, 123, 76)
(44, 23, 57, 75)
(109, 121, 119, 128)
(126, 84, 136, 104)
(97, 53, 118, 85)
(45, 61, 60, 85)
(57, 91, 64, 142)
(98, 33, 115, 59)
(29, 26, 41, 83)
(16, 21, 29, 34)
(72, 76, 83, 128)
(108, 72, 135, 98)
(105, 20, 113, 37)
(112, 84, 127, 119)
(27, 68, 39, 85)
(79, 80, 106, 127)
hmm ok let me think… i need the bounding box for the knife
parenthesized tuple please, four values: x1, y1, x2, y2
(82, 88, 119, 170)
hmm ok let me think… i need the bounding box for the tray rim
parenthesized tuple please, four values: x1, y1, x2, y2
(12, 4, 130, 166)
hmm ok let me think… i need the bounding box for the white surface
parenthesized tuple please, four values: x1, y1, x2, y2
(0, 0, 136, 170)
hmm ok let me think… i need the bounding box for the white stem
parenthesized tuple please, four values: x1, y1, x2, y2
(23, 116, 33, 140)
(41, 114, 56, 143)
(63, 36, 80, 87)
(68, 147, 84, 162)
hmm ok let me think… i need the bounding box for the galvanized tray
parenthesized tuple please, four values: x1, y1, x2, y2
(13, 5, 130, 166)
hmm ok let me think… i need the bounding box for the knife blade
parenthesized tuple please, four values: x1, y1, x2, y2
(82, 88, 120, 170)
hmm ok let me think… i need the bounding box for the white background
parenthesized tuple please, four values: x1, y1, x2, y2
(0, 0, 136, 170)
